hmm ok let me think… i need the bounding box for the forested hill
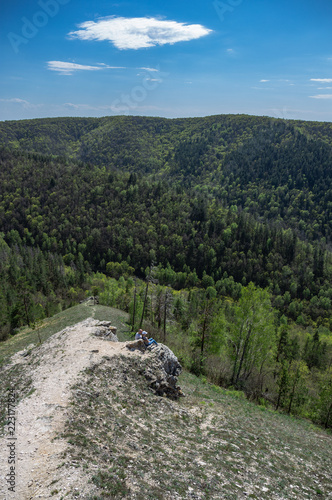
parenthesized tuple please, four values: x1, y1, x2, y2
(1, 114, 332, 429)
(0, 114, 331, 331)
(1, 114, 332, 162)
(0, 114, 331, 244)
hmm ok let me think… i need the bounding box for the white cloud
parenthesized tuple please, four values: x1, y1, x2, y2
(64, 103, 96, 110)
(47, 60, 125, 75)
(260, 79, 270, 82)
(310, 78, 332, 83)
(138, 67, 159, 72)
(0, 97, 31, 107)
(68, 16, 212, 50)
(309, 94, 332, 99)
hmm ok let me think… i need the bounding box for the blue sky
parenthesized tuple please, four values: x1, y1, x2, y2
(1, 0, 331, 122)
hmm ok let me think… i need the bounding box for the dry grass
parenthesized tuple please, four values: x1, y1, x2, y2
(60, 355, 332, 499)
(0, 302, 130, 367)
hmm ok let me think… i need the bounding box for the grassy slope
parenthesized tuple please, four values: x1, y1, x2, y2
(0, 303, 130, 367)
(0, 304, 331, 499)
(63, 355, 332, 499)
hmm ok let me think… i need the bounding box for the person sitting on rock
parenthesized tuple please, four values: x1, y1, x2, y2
(135, 328, 143, 340)
(142, 330, 158, 347)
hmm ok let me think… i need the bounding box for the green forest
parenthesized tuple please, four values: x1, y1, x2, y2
(0, 114, 331, 427)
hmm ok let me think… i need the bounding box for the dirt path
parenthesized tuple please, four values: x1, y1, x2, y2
(0, 318, 135, 500)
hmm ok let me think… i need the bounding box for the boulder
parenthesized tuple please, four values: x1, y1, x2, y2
(93, 322, 118, 341)
(142, 344, 183, 399)
(125, 339, 146, 352)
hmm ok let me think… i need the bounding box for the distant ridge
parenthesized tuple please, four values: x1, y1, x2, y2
(0, 113, 331, 245)
(1, 113, 332, 166)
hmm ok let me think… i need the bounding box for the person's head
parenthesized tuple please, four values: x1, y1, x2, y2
(139, 329, 143, 333)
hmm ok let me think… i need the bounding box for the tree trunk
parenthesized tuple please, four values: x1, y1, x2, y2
(230, 320, 246, 385)
(324, 401, 332, 429)
(235, 324, 252, 386)
(163, 291, 167, 343)
(199, 303, 209, 373)
(131, 279, 137, 331)
(287, 368, 299, 414)
(139, 275, 150, 329)
(23, 295, 31, 327)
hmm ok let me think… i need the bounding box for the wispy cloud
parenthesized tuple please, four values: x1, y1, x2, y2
(47, 60, 125, 75)
(63, 102, 147, 113)
(64, 102, 100, 110)
(260, 79, 270, 82)
(138, 67, 159, 72)
(310, 78, 332, 83)
(309, 94, 332, 99)
(0, 97, 32, 108)
(68, 16, 212, 50)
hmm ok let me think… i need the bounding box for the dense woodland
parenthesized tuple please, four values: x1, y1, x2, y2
(0, 115, 331, 242)
(0, 114, 331, 427)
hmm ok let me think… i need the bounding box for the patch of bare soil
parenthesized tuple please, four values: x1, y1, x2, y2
(0, 318, 138, 499)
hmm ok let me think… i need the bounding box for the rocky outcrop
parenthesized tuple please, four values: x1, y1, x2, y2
(92, 321, 118, 341)
(141, 344, 183, 399)
(125, 338, 146, 351)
